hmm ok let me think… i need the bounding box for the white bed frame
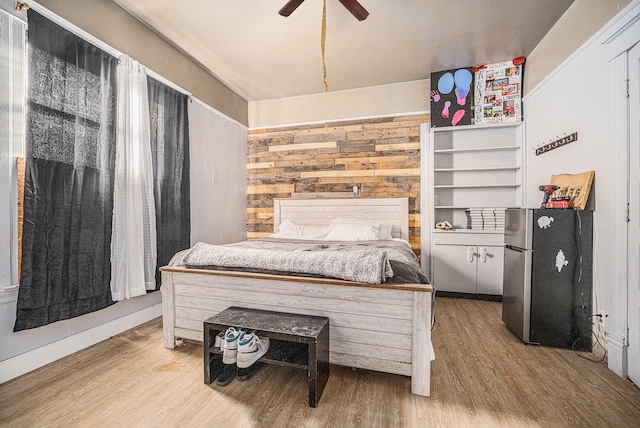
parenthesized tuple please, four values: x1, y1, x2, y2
(160, 197, 433, 396)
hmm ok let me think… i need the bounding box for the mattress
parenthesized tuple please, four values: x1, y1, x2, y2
(170, 238, 430, 285)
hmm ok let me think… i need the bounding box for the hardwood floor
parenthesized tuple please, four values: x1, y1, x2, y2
(1, 297, 639, 427)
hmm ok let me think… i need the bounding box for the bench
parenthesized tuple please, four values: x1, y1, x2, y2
(203, 306, 330, 407)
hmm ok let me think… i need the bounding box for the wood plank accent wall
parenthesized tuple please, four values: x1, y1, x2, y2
(247, 114, 429, 256)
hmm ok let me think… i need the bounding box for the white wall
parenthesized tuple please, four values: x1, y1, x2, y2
(523, 0, 640, 376)
(249, 80, 429, 128)
(523, 0, 632, 95)
(189, 100, 248, 245)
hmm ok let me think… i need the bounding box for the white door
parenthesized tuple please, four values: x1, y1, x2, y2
(628, 41, 640, 385)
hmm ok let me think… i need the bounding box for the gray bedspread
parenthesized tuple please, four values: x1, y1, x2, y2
(171, 238, 430, 285)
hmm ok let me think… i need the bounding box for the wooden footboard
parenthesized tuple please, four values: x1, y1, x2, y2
(160, 266, 433, 396)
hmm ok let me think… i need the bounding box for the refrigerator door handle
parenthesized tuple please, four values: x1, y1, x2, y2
(466, 246, 475, 263)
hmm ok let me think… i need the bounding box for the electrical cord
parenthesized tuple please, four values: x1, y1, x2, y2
(571, 211, 607, 362)
(572, 314, 607, 363)
(574, 211, 586, 314)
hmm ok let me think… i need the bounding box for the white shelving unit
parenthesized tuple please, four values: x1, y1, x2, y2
(423, 121, 525, 297)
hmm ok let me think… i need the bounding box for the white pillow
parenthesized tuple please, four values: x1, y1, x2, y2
(323, 222, 380, 241)
(298, 225, 330, 240)
(271, 219, 329, 240)
(331, 217, 393, 240)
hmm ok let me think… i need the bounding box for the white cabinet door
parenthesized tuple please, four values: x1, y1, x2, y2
(434, 244, 504, 295)
(476, 245, 504, 295)
(433, 244, 477, 294)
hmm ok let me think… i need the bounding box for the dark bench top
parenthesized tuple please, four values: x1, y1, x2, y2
(204, 306, 328, 338)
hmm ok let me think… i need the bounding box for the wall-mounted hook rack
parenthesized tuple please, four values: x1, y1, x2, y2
(534, 132, 578, 155)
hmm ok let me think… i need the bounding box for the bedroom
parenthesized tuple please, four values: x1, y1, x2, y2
(1, 0, 640, 425)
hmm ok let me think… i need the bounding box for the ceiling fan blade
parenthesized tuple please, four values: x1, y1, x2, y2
(338, 0, 369, 21)
(279, 0, 305, 17)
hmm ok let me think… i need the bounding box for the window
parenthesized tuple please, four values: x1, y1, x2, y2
(0, 10, 26, 289)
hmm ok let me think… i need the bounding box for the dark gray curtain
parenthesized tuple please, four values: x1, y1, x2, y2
(147, 78, 190, 289)
(14, 11, 117, 331)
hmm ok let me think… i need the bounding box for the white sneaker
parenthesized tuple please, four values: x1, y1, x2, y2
(237, 333, 270, 368)
(222, 327, 242, 364)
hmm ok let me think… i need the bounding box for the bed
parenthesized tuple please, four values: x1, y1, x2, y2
(160, 197, 434, 396)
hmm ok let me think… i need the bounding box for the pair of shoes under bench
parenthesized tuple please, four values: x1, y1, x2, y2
(222, 327, 270, 367)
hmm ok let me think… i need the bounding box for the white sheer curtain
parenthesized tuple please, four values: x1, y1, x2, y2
(111, 55, 156, 301)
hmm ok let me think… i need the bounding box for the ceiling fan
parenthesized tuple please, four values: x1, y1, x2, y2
(279, 0, 369, 21)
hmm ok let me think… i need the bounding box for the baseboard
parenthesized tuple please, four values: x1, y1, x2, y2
(436, 291, 503, 302)
(0, 302, 163, 384)
(607, 331, 628, 378)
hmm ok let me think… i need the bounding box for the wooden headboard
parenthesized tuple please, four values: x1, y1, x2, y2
(273, 197, 409, 241)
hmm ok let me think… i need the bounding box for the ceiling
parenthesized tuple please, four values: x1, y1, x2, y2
(114, 0, 574, 102)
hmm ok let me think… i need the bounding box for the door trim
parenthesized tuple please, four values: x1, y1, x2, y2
(610, 43, 631, 380)
(600, 1, 640, 380)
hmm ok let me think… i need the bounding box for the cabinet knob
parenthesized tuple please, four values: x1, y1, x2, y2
(479, 247, 488, 263)
(466, 247, 475, 263)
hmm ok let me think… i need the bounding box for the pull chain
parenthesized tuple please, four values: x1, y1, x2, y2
(321, 0, 328, 92)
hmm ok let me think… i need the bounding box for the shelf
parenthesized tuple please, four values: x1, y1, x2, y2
(435, 205, 517, 209)
(433, 228, 504, 234)
(428, 121, 524, 287)
(434, 184, 521, 189)
(432, 122, 523, 132)
(209, 339, 309, 369)
(432, 228, 507, 248)
(435, 166, 521, 172)
(434, 146, 520, 154)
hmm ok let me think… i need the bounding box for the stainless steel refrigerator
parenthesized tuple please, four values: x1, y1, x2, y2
(502, 208, 592, 349)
